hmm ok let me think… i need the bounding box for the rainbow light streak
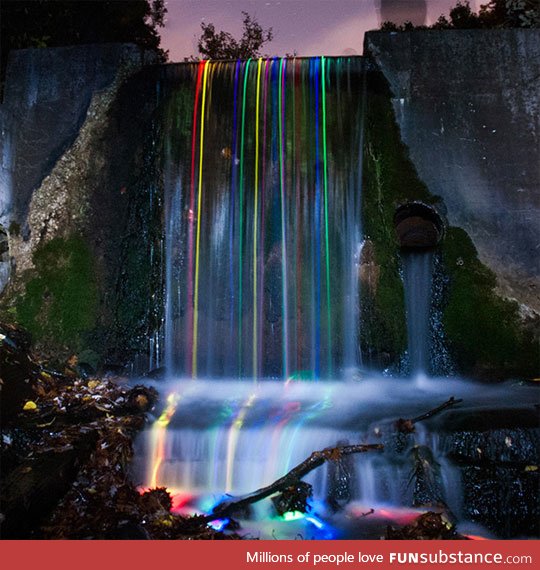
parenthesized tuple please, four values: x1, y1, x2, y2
(293, 59, 302, 372)
(228, 60, 241, 360)
(279, 57, 290, 380)
(258, 60, 270, 372)
(252, 58, 263, 380)
(225, 393, 256, 492)
(263, 400, 301, 484)
(192, 59, 210, 378)
(148, 392, 181, 488)
(186, 62, 204, 372)
(305, 515, 325, 529)
(238, 59, 252, 375)
(314, 57, 322, 378)
(209, 519, 230, 532)
(321, 56, 332, 377)
(282, 389, 333, 473)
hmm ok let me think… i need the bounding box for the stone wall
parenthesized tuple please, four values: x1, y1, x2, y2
(364, 29, 540, 313)
(0, 45, 163, 367)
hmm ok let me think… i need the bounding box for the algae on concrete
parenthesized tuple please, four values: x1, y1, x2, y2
(15, 237, 98, 358)
(361, 69, 538, 379)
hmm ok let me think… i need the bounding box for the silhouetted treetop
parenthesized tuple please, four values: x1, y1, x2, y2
(1, 1, 167, 55)
(195, 11, 274, 60)
(379, 0, 539, 31)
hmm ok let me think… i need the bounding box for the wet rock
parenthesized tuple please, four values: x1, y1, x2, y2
(76, 362, 96, 379)
(441, 428, 540, 465)
(359, 240, 380, 297)
(410, 445, 446, 508)
(461, 465, 539, 538)
(272, 481, 313, 516)
(145, 366, 167, 381)
(0, 322, 38, 423)
(386, 511, 465, 540)
(326, 440, 356, 511)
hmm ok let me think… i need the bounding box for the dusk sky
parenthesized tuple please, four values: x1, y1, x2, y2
(160, 0, 479, 61)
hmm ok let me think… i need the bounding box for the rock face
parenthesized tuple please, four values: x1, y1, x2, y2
(0, 44, 163, 365)
(364, 30, 540, 312)
(0, 44, 157, 227)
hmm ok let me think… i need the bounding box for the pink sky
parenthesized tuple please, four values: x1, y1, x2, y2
(160, 0, 479, 61)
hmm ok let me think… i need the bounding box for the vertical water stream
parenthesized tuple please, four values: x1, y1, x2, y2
(402, 250, 434, 377)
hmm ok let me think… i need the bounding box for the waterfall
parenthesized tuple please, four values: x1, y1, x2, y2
(160, 57, 364, 380)
(401, 250, 434, 377)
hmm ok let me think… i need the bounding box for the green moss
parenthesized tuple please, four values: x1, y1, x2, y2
(361, 71, 433, 362)
(361, 69, 538, 379)
(441, 228, 538, 378)
(8, 221, 20, 237)
(16, 236, 98, 353)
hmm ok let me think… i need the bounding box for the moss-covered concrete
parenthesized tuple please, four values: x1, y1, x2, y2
(442, 227, 538, 379)
(15, 236, 97, 358)
(362, 68, 538, 379)
(361, 69, 434, 366)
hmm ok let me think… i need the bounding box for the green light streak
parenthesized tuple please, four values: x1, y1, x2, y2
(321, 56, 332, 377)
(238, 59, 251, 376)
(253, 58, 262, 380)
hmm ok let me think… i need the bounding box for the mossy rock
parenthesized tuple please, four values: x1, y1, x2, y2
(361, 67, 538, 379)
(441, 227, 538, 378)
(15, 236, 98, 357)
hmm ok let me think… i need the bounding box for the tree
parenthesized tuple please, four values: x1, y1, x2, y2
(381, 0, 539, 31)
(195, 11, 274, 60)
(1, 1, 167, 92)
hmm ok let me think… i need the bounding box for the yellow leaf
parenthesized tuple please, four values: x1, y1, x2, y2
(40, 371, 52, 381)
(23, 400, 38, 411)
(524, 465, 538, 472)
(87, 380, 100, 390)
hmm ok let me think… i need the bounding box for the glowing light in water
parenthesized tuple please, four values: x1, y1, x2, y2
(186, 62, 204, 373)
(228, 60, 241, 367)
(313, 57, 322, 378)
(148, 392, 181, 488)
(192, 60, 210, 378)
(162, 57, 364, 378)
(305, 515, 325, 529)
(225, 393, 256, 492)
(252, 58, 263, 380)
(278, 57, 289, 380)
(238, 59, 252, 375)
(209, 519, 230, 531)
(321, 56, 332, 376)
(282, 511, 305, 521)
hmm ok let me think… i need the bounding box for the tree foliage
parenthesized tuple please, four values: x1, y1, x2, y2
(1, 0, 167, 84)
(380, 0, 539, 31)
(196, 11, 274, 60)
(1, 1, 167, 95)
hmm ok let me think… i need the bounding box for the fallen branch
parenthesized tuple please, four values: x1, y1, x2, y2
(396, 397, 463, 434)
(207, 443, 383, 521)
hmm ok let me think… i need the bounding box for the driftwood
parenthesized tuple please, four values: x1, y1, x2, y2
(207, 443, 383, 521)
(396, 396, 463, 434)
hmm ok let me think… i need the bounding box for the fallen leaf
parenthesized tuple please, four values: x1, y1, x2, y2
(23, 400, 38, 411)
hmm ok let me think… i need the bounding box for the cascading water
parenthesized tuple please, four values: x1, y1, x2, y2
(160, 57, 364, 380)
(134, 57, 537, 539)
(401, 250, 434, 378)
